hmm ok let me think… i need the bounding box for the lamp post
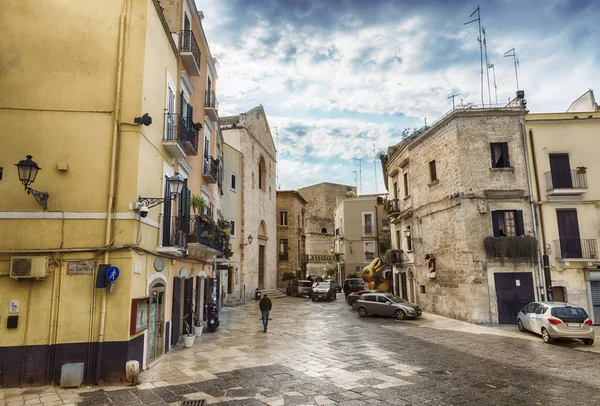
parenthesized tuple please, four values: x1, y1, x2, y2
(137, 173, 185, 209)
(15, 155, 49, 210)
(243, 234, 253, 247)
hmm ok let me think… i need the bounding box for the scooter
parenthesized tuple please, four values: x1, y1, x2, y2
(207, 302, 220, 332)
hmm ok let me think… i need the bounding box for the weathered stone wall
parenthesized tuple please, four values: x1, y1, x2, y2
(276, 192, 305, 288)
(386, 109, 536, 323)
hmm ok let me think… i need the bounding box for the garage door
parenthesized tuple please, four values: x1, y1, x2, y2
(494, 272, 535, 324)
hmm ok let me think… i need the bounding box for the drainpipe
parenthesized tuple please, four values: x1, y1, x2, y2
(95, 2, 127, 383)
(520, 119, 545, 301)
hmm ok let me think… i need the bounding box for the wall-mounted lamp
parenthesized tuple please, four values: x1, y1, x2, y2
(134, 113, 153, 126)
(15, 155, 49, 210)
(243, 234, 253, 246)
(137, 173, 185, 213)
(404, 228, 422, 243)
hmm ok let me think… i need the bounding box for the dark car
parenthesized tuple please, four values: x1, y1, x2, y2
(343, 278, 366, 300)
(286, 280, 313, 298)
(312, 282, 336, 301)
(356, 292, 422, 320)
(347, 290, 378, 309)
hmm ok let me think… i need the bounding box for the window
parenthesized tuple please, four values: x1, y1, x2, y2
(381, 219, 389, 229)
(321, 228, 327, 234)
(377, 296, 390, 303)
(363, 295, 377, 302)
(364, 241, 375, 262)
(363, 213, 373, 235)
(420, 285, 426, 294)
(393, 181, 398, 199)
(429, 160, 437, 182)
(279, 239, 289, 261)
(403, 172, 409, 197)
(406, 226, 412, 251)
(230, 173, 236, 191)
(279, 211, 288, 226)
(258, 156, 266, 191)
(396, 230, 401, 249)
(490, 142, 510, 168)
(230, 220, 236, 237)
(491, 210, 524, 237)
(0, 167, 3, 180)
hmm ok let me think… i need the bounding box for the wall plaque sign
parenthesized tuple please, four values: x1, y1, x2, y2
(130, 297, 150, 335)
(67, 261, 94, 275)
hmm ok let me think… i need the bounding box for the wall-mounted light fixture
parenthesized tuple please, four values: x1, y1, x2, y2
(134, 113, 153, 126)
(404, 228, 422, 243)
(137, 173, 185, 212)
(15, 155, 49, 210)
(243, 234, 253, 246)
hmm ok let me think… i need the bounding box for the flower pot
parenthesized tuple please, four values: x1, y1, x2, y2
(183, 334, 196, 348)
(193, 325, 203, 336)
(577, 170, 586, 175)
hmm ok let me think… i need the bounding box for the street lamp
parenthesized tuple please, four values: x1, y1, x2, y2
(137, 172, 185, 209)
(15, 155, 49, 210)
(404, 227, 422, 243)
(243, 234, 253, 246)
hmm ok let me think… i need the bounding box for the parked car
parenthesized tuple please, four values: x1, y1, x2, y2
(347, 290, 378, 309)
(312, 282, 337, 301)
(343, 278, 366, 299)
(517, 301, 595, 345)
(355, 293, 422, 320)
(286, 280, 313, 298)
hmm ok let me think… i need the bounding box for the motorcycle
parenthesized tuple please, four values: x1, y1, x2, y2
(207, 302, 220, 332)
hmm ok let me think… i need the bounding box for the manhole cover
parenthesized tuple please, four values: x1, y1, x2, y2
(181, 400, 205, 406)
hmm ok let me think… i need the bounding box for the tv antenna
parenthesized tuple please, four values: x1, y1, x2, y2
(352, 170, 358, 192)
(447, 93, 460, 109)
(465, 5, 484, 105)
(487, 63, 498, 105)
(352, 158, 362, 195)
(482, 27, 492, 106)
(504, 48, 520, 92)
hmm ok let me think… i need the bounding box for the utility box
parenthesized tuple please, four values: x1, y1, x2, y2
(60, 363, 84, 388)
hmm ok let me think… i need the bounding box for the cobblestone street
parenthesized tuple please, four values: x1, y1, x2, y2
(2, 296, 600, 405)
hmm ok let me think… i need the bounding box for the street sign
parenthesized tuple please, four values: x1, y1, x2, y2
(106, 266, 120, 283)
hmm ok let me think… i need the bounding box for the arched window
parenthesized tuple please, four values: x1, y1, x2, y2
(321, 228, 327, 234)
(258, 156, 266, 191)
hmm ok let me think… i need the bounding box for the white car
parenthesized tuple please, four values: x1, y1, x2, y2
(517, 301, 594, 345)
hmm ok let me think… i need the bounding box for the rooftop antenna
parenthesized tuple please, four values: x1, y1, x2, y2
(352, 158, 362, 195)
(487, 63, 498, 105)
(372, 143, 378, 193)
(504, 48, 520, 92)
(465, 5, 484, 105)
(352, 170, 358, 193)
(274, 126, 279, 190)
(482, 27, 492, 106)
(447, 93, 460, 109)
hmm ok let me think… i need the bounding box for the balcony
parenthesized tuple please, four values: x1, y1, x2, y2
(188, 215, 227, 258)
(205, 90, 219, 122)
(554, 239, 598, 260)
(163, 114, 198, 158)
(203, 155, 219, 184)
(181, 30, 201, 76)
(545, 170, 588, 196)
(157, 216, 189, 257)
(386, 198, 400, 214)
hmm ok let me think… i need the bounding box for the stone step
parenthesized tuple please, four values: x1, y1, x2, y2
(258, 288, 286, 299)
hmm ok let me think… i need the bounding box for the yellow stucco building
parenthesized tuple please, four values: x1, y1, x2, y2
(0, 0, 228, 387)
(526, 90, 600, 324)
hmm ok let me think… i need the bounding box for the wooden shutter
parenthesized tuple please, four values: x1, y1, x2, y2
(502, 143, 510, 167)
(515, 210, 524, 236)
(179, 91, 185, 117)
(491, 211, 501, 237)
(490, 143, 496, 168)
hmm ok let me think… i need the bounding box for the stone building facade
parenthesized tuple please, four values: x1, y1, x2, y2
(298, 183, 356, 278)
(221, 106, 277, 300)
(276, 191, 307, 288)
(382, 100, 541, 324)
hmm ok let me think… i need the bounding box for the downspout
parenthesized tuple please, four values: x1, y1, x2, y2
(95, 2, 127, 383)
(520, 119, 545, 300)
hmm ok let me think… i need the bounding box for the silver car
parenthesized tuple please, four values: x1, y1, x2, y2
(517, 301, 595, 345)
(355, 292, 422, 320)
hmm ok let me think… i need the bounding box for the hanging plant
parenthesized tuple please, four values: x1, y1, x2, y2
(484, 236, 538, 265)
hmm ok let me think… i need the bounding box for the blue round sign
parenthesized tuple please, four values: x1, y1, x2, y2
(106, 266, 120, 283)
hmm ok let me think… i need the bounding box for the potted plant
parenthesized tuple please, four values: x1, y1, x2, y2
(576, 166, 587, 174)
(191, 310, 204, 336)
(182, 319, 196, 348)
(190, 194, 205, 217)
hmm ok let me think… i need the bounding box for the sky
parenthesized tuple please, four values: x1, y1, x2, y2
(196, 0, 600, 195)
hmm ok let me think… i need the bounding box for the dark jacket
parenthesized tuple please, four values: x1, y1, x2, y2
(259, 296, 272, 311)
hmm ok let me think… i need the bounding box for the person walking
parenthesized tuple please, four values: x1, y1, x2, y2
(259, 294, 272, 332)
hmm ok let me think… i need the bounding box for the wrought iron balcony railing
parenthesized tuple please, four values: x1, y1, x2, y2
(192, 216, 226, 253)
(203, 155, 219, 183)
(554, 239, 598, 260)
(181, 30, 201, 74)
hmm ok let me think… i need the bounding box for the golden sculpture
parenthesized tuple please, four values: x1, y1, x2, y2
(361, 258, 390, 292)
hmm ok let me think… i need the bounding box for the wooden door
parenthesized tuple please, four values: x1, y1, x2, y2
(549, 154, 572, 188)
(494, 272, 535, 324)
(400, 272, 408, 299)
(557, 209, 582, 258)
(183, 278, 193, 333)
(170, 278, 181, 346)
(258, 245, 265, 288)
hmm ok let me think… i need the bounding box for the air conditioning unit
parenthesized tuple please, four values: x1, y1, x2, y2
(10, 256, 48, 279)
